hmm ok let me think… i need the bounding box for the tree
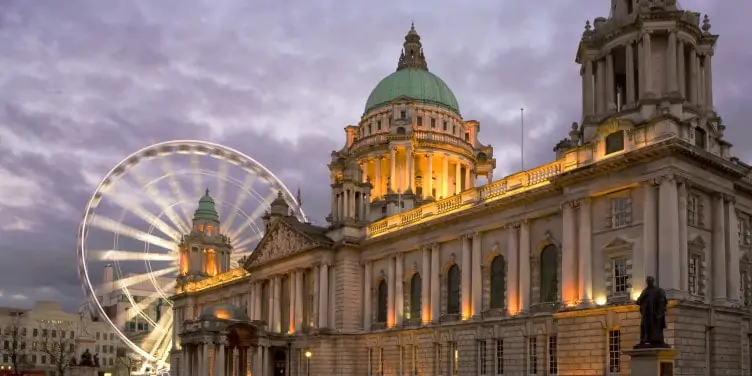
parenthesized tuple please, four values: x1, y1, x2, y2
(1, 313, 29, 373)
(116, 347, 140, 376)
(39, 320, 77, 376)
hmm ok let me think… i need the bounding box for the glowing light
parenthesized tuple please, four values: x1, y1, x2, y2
(215, 159, 230, 213)
(108, 189, 182, 242)
(89, 216, 177, 252)
(178, 268, 250, 293)
(222, 173, 257, 231)
(160, 157, 193, 226)
(595, 296, 607, 305)
(305, 351, 312, 358)
(130, 167, 190, 234)
(94, 250, 176, 262)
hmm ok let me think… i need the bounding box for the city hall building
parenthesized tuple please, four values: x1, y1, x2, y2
(169, 1, 752, 375)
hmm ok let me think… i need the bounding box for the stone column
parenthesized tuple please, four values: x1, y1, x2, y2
(677, 39, 686, 97)
(578, 199, 593, 305)
(295, 269, 304, 331)
(606, 52, 615, 111)
(506, 225, 519, 315)
(182, 345, 191, 376)
(426, 153, 434, 199)
(363, 261, 372, 330)
(421, 247, 431, 324)
(658, 175, 680, 292)
(318, 262, 330, 328)
(387, 256, 396, 327)
(375, 156, 382, 198)
(273, 276, 282, 333)
(689, 48, 698, 104)
(430, 243, 441, 323)
(642, 31, 653, 97)
(253, 282, 261, 322)
(454, 160, 462, 194)
(704, 53, 714, 111)
(637, 37, 644, 101)
(253, 347, 262, 376)
(442, 155, 449, 198)
(289, 272, 296, 334)
(678, 180, 689, 292)
(696, 53, 705, 106)
(312, 265, 319, 328)
(460, 234, 472, 319)
(395, 253, 404, 326)
(727, 196, 741, 301)
(389, 147, 396, 193)
(202, 343, 210, 376)
(582, 58, 594, 118)
(216, 342, 225, 376)
(519, 221, 531, 311)
(596, 58, 606, 114)
(172, 306, 180, 350)
(407, 149, 415, 192)
(561, 201, 578, 306)
(464, 164, 471, 190)
(626, 41, 635, 105)
(641, 181, 658, 290)
(667, 31, 679, 94)
(247, 288, 254, 322)
(471, 233, 483, 317)
(239, 347, 247, 376)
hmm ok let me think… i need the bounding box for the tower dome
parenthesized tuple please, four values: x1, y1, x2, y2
(363, 24, 460, 116)
(193, 188, 219, 222)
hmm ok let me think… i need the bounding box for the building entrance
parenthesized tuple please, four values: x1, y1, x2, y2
(273, 349, 287, 375)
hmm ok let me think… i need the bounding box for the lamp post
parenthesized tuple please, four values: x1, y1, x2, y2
(304, 350, 312, 376)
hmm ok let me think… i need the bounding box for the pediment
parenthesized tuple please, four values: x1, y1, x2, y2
(596, 118, 634, 137)
(242, 221, 321, 269)
(688, 235, 706, 248)
(603, 236, 633, 250)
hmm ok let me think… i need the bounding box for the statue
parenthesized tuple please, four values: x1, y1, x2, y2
(635, 276, 670, 348)
(93, 353, 100, 368)
(79, 349, 95, 367)
(69, 356, 77, 367)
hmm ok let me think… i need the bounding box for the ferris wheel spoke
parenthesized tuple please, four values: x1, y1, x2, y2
(89, 216, 177, 252)
(130, 168, 191, 234)
(94, 250, 175, 262)
(96, 267, 178, 293)
(189, 153, 203, 199)
(228, 190, 277, 240)
(160, 157, 194, 226)
(214, 159, 230, 214)
(222, 174, 257, 232)
(232, 232, 263, 251)
(108, 191, 182, 242)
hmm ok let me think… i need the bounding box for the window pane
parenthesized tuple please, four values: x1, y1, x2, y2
(490, 256, 506, 309)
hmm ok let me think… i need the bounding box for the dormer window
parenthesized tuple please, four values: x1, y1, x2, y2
(605, 130, 625, 155)
(400, 110, 406, 119)
(695, 127, 707, 149)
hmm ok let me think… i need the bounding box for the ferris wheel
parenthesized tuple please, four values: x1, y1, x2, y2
(77, 140, 305, 372)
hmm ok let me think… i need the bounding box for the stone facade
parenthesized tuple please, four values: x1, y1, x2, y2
(169, 2, 752, 375)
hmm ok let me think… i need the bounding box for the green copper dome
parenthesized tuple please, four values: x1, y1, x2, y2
(363, 24, 460, 116)
(193, 189, 219, 222)
(364, 69, 460, 115)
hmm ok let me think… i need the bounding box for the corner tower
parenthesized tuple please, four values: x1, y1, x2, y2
(338, 24, 496, 222)
(576, 0, 720, 143)
(177, 189, 233, 287)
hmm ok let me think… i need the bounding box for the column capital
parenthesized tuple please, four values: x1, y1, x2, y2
(425, 152, 434, 158)
(658, 174, 678, 185)
(560, 199, 580, 210)
(641, 30, 654, 37)
(723, 193, 737, 204)
(431, 242, 441, 251)
(504, 222, 520, 230)
(396, 252, 404, 261)
(579, 197, 592, 205)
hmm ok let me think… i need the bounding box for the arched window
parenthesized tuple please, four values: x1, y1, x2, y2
(396, 127, 406, 135)
(540, 245, 559, 303)
(605, 130, 625, 154)
(490, 256, 506, 309)
(410, 274, 422, 319)
(377, 280, 388, 323)
(695, 127, 707, 149)
(447, 265, 461, 314)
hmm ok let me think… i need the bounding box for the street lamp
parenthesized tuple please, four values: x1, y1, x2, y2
(304, 350, 312, 376)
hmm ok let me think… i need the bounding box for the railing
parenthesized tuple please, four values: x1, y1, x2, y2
(349, 130, 474, 155)
(366, 160, 565, 238)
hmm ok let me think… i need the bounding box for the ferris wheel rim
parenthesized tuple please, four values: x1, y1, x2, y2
(77, 139, 305, 362)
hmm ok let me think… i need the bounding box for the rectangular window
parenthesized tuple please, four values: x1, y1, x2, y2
(613, 258, 629, 295)
(417, 117, 423, 127)
(380, 348, 384, 375)
(436, 343, 444, 376)
(450, 341, 459, 375)
(608, 330, 621, 375)
(689, 256, 700, 295)
(687, 194, 698, 225)
(548, 336, 558, 376)
(430, 118, 436, 128)
(610, 197, 631, 228)
(743, 335, 750, 375)
(528, 337, 537, 375)
(400, 110, 407, 119)
(377, 120, 382, 130)
(496, 340, 504, 376)
(368, 348, 373, 376)
(742, 272, 750, 306)
(400, 346, 405, 376)
(478, 340, 487, 375)
(443, 120, 448, 131)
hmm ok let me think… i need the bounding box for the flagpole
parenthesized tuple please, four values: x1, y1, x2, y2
(520, 108, 525, 171)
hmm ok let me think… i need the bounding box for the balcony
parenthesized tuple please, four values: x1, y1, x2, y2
(349, 131, 475, 157)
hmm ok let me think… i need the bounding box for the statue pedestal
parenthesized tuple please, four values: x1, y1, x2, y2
(623, 347, 679, 376)
(68, 366, 98, 376)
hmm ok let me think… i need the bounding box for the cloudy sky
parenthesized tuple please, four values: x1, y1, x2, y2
(0, 0, 750, 310)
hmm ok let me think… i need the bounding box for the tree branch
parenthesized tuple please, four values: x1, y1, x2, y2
(38, 320, 77, 375)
